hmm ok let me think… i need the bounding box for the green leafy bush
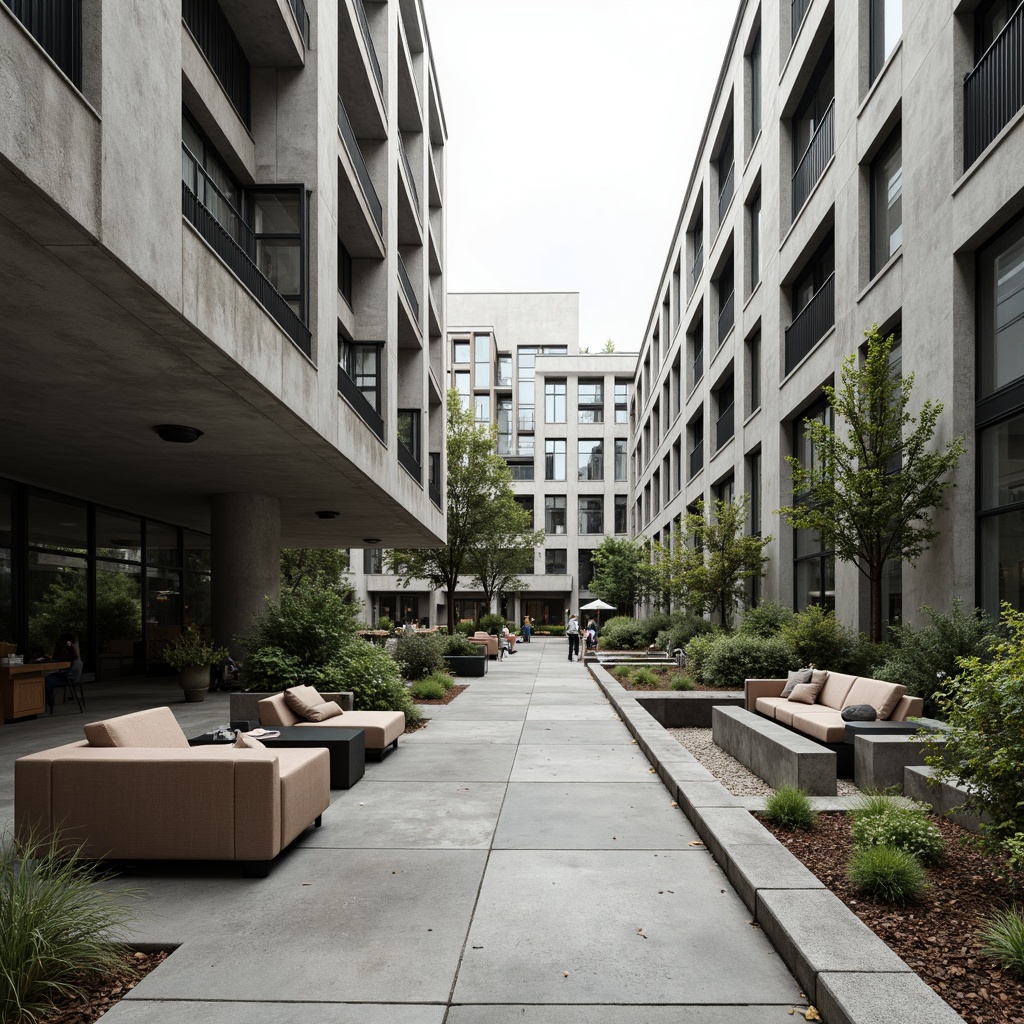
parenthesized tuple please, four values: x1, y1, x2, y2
(780, 605, 853, 670)
(874, 600, 999, 717)
(656, 613, 715, 653)
(613, 666, 635, 681)
(377, 615, 394, 633)
(630, 668, 659, 689)
(670, 673, 694, 691)
(393, 632, 446, 680)
(738, 601, 795, 638)
(847, 845, 927, 904)
(335, 641, 421, 724)
(979, 906, 1024, 976)
(849, 803, 946, 867)
(443, 634, 480, 657)
(639, 611, 672, 645)
(479, 612, 506, 635)
(162, 625, 229, 670)
(702, 633, 794, 689)
(763, 785, 817, 830)
(599, 617, 648, 650)
(456, 619, 474, 635)
(411, 678, 447, 700)
(684, 632, 721, 685)
(1, 829, 138, 1022)
(423, 670, 455, 691)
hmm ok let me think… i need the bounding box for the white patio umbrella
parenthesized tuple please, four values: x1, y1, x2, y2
(579, 598, 616, 627)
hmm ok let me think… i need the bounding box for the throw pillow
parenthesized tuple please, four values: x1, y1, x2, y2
(233, 733, 266, 749)
(284, 685, 325, 719)
(787, 677, 827, 704)
(780, 667, 813, 698)
(810, 668, 830, 688)
(841, 704, 877, 722)
(874, 684, 907, 720)
(306, 700, 343, 722)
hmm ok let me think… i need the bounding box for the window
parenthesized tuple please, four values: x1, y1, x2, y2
(871, 128, 903, 276)
(717, 128, 735, 224)
(249, 189, 306, 320)
(747, 331, 761, 414)
(497, 399, 513, 454)
(474, 333, 490, 387)
(515, 495, 535, 527)
(690, 211, 705, 292)
(978, 411, 1024, 611)
(975, 0, 1016, 60)
(614, 439, 628, 481)
(453, 339, 470, 363)
(614, 494, 628, 534)
(474, 394, 490, 425)
(339, 339, 382, 412)
(747, 449, 762, 605)
(397, 409, 420, 463)
(689, 409, 705, 478)
(714, 376, 735, 450)
(578, 439, 604, 481)
(792, 49, 835, 217)
(545, 380, 567, 423)
(545, 548, 567, 575)
(689, 313, 705, 389)
(545, 496, 567, 535)
(338, 237, 352, 304)
(717, 258, 735, 344)
(518, 435, 535, 455)
(870, 0, 902, 82)
(749, 191, 762, 291)
(455, 371, 471, 408)
(748, 29, 762, 143)
(578, 496, 604, 535)
(363, 547, 383, 574)
(715, 474, 735, 508)
(578, 379, 604, 422)
(518, 347, 536, 432)
(615, 380, 630, 423)
(509, 461, 535, 481)
(786, 234, 836, 373)
(497, 354, 512, 385)
(793, 400, 836, 612)
(978, 214, 1024, 398)
(578, 550, 596, 591)
(545, 439, 566, 481)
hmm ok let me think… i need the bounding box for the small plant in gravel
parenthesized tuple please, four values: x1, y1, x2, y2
(763, 786, 817, 830)
(629, 668, 659, 690)
(850, 803, 946, 867)
(848, 844, 928, 904)
(979, 906, 1024, 976)
(670, 673, 694, 691)
(411, 678, 447, 700)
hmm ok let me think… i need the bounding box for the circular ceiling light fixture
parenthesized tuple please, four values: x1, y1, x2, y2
(154, 424, 203, 444)
(315, 510, 341, 520)
(362, 537, 381, 544)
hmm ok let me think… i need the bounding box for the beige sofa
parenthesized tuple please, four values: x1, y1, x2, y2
(15, 707, 330, 877)
(257, 692, 404, 760)
(468, 632, 499, 658)
(745, 672, 924, 743)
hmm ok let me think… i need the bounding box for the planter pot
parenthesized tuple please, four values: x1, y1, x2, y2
(444, 655, 488, 677)
(178, 665, 211, 703)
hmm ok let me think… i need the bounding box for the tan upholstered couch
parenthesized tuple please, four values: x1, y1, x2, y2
(257, 692, 404, 759)
(15, 707, 330, 877)
(745, 673, 924, 743)
(468, 632, 499, 658)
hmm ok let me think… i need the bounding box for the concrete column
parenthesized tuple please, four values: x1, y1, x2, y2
(211, 493, 281, 658)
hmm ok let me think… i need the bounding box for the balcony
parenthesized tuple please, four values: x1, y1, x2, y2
(692, 349, 704, 387)
(354, 0, 383, 96)
(718, 163, 735, 224)
(397, 438, 422, 483)
(718, 292, 734, 344)
(182, 179, 311, 356)
(495, 375, 513, 388)
(397, 253, 420, 321)
(286, 0, 309, 46)
(517, 411, 536, 432)
(337, 366, 385, 439)
(964, 3, 1024, 168)
(716, 402, 734, 450)
(690, 243, 704, 294)
(785, 272, 835, 374)
(792, 0, 811, 43)
(792, 98, 834, 218)
(428, 451, 442, 508)
(5, 0, 81, 87)
(183, 0, 251, 125)
(689, 442, 704, 479)
(337, 93, 383, 235)
(398, 134, 421, 220)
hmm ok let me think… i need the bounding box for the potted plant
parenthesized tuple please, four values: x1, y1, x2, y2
(162, 626, 229, 703)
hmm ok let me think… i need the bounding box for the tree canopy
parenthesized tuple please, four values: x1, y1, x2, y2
(588, 537, 654, 614)
(280, 548, 351, 596)
(465, 495, 543, 612)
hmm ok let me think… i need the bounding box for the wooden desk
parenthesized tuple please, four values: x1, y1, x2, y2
(1, 662, 69, 722)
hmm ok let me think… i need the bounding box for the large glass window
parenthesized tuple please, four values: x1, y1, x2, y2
(979, 410, 1024, 612)
(578, 550, 596, 590)
(455, 371, 471, 408)
(364, 548, 383, 574)
(749, 191, 762, 291)
(250, 190, 304, 319)
(792, 401, 836, 612)
(871, 128, 903, 276)
(545, 439, 567, 481)
(497, 399, 513, 454)
(474, 394, 490, 425)
(870, 0, 902, 82)
(474, 333, 491, 388)
(614, 439, 628, 481)
(578, 496, 604, 535)
(545, 549, 567, 575)
(497, 355, 512, 385)
(397, 410, 421, 462)
(614, 380, 630, 423)
(979, 215, 1024, 398)
(747, 331, 761, 414)
(453, 339, 470, 363)
(614, 494, 628, 534)
(545, 380, 567, 423)
(340, 340, 382, 412)
(578, 379, 604, 423)
(749, 29, 762, 142)
(545, 495, 567, 535)
(578, 439, 604, 481)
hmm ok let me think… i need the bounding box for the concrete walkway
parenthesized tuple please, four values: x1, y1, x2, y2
(3, 641, 807, 1023)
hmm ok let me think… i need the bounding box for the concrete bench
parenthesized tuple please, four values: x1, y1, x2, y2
(903, 765, 987, 832)
(853, 732, 945, 792)
(712, 705, 837, 796)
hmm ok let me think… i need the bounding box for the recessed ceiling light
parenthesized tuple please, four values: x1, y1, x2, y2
(362, 537, 381, 544)
(315, 510, 341, 520)
(154, 424, 203, 444)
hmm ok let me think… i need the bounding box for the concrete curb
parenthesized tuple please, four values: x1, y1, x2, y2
(590, 664, 965, 1023)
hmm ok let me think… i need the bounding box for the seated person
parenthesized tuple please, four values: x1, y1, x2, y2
(45, 633, 83, 714)
(584, 624, 598, 650)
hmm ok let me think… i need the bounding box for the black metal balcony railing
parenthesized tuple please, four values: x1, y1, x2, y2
(397, 253, 420, 320)
(792, 98, 835, 217)
(337, 367, 385, 439)
(785, 272, 835, 374)
(337, 94, 383, 233)
(183, 0, 251, 127)
(287, 0, 310, 47)
(183, 181, 311, 356)
(692, 349, 704, 386)
(716, 402, 735, 450)
(397, 438, 422, 483)
(428, 451, 442, 508)
(792, 0, 812, 43)
(718, 162, 735, 223)
(354, 0, 383, 95)
(690, 243, 704, 292)
(5, 0, 81, 87)
(718, 291, 735, 343)
(689, 442, 704, 479)
(399, 134, 421, 218)
(964, 3, 1024, 168)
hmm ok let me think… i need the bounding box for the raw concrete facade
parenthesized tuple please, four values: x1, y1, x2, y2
(350, 292, 635, 628)
(631, 0, 1024, 632)
(0, 0, 446, 663)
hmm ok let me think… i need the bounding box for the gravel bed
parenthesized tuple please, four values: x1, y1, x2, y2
(667, 727, 860, 796)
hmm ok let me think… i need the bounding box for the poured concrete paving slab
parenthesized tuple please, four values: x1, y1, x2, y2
(510, 743, 662, 783)
(402, 719, 524, 743)
(360, 743, 517, 782)
(524, 704, 621, 721)
(453, 849, 803, 1005)
(447, 1007, 802, 1024)
(519, 720, 634, 744)
(493, 782, 698, 849)
(102, 1001, 447, 1024)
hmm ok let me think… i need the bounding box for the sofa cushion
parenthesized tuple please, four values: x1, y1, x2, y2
(306, 700, 343, 723)
(790, 710, 848, 743)
(84, 707, 189, 749)
(816, 671, 855, 710)
(845, 678, 907, 720)
(755, 696, 790, 719)
(296, 709, 405, 748)
(787, 676, 826, 704)
(780, 668, 813, 698)
(774, 701, 837, 727)
(284, 685, 326, 719)
(257, 693, 302, 727)
(234, 733, 267, 749)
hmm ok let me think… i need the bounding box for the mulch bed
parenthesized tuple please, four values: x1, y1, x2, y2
(760, 812, 1024, 1023)
(39, 950, 170, 1024)
(413, 684, 468, 705)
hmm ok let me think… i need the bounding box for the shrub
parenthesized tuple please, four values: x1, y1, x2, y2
(702, 633, 794, 689)
(738, 601, 795, 638)
(874, 600, 999, 717)
(162, 625, 229, 670)
(423, 670, 456, 691)
(443, 634, 480, 657)
(763, 785, 817, 830)
(780, 605, 852, 670)
(684, 632, 721, 685)
(411, 678, 447, 700)
(979, 906, 1024, 976)
(657, 613, 715, 653)
(479, 612, 505, 635)
(392, 632, 446, 680)
(1, 829, 138, 1022)
(455, 619, 474, 635)
(670, 673, 694, 691)
(848, 845, 927, 904)
(613, 666, 635, 681)
(599, 616, 648, 650)
(638, 612, 672, 645)
(335, 641, 421, 724)
(630, 668, 659, 689)
(850, 790, 904, 821)
(849, 804, 946, 867)
(377, 615, 394, 633)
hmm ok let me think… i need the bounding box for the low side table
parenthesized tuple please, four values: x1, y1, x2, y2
(188, 726, 366, 789)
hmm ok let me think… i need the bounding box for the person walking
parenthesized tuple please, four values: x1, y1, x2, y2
(522, 615, 532, 643)
(566, 612, 580, 661)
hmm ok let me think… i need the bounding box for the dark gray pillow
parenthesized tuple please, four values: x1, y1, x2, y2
(781, 667, 813, 698)
(841, 704, 878, 722)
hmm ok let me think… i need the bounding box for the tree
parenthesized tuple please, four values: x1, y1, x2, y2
(777, 327, 966, 642)
(465, 495, 543, 613)
(387, 391, 529, 632)
(602, 338, 615, 353)
(655, 496, 771, 627)
(588, 537, 655, 614)
(280, 548, 351, 596)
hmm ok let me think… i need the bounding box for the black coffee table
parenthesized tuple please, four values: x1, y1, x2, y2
(189, 726, 366, 789)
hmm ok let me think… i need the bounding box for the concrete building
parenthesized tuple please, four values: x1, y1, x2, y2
(0, 0, 447, 670)
(630, 0, 1024, 632)
(351, 292, 635, 628)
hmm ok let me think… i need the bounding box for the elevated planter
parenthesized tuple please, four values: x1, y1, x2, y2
(444, 654, 488, 677)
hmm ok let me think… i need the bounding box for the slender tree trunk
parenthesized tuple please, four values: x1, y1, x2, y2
(447, 584, 458, 633)
(870, 568, 883, 644)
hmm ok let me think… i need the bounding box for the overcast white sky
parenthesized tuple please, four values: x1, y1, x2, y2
(422, 0, 739, 353)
